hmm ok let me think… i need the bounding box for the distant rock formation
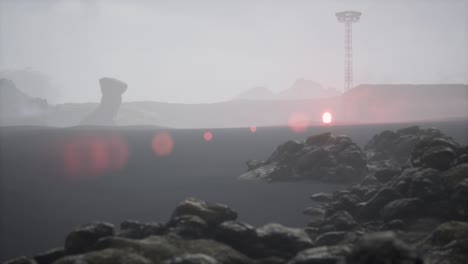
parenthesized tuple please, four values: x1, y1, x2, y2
(0, 78, 48, 126)
(80, 78, 127, 126)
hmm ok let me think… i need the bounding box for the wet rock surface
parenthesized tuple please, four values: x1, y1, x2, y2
(240, 133, 367, 183)
(5, 126, 468, 264)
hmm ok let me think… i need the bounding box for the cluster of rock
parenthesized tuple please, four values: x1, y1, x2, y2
(6, 196, 456, 264)
(240, 126, 464, 184)
(239, 132, 367, 183)
(300, 126, 468, 263)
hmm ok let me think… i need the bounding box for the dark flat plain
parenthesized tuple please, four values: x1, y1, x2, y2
(1, 120, 467, 260)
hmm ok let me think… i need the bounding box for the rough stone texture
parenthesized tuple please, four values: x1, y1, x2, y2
(380, 198, 424, 221)
(302, 207, 326, 218)
(310, 193, 333, 203)
(53, 248, 153, 264)
(118, 220, 166, 239)
(346, 232, 423, 264)
(391, 168, 445, 202)
(163, 254, 219, 264)
(256, 223, 314, 259)
(450, 178, 468, 220)
(33, 248, 65, 264)
(357, 188, 402, 220)
(324, 210, 357, 231)
(428, 221, 468, 246)
(93, 236, 254, 264)
(442, 163, 468, 189)
(288, 245, 352, 264)
(240, 133, 367, 183)
(214, 221, 261, 258)
(423, 239, 468, 264)
(64, 221, 115, 254)
(410, 137, 459, 171)
(315, 231, 348, 246)
(171, 198, 238, 226)
(80, 77, 127, 126)
(167, 215, 210, 239)
(2, 257, 38, 264)
(364, 126, 446, 170)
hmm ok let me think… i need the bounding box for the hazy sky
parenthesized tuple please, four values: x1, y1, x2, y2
(1, 0, 467, 103)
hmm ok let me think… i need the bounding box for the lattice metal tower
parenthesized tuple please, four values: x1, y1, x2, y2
(336, 11, 361, 92)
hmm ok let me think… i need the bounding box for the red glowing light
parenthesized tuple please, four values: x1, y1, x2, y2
(322, 112, 333, 124)
(152, 132, 175, 156)
(63, 135, 129, 179)
(250, 126, 257, 133)
(288, 112, 309, 133)
(203, 131, 213, 141)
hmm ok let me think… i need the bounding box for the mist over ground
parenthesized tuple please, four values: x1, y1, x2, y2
(1, 0, 467, 104)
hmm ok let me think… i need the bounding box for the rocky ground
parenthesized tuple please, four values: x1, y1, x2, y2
(4, 126, 468, 264)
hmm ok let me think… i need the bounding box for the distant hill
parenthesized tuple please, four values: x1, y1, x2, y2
(234, 79, 340, 101)
(3, 83, 467, 128)
(278, 79, 340, 100)
(235, 86, 275, 100)
(0, 79, 49, 125)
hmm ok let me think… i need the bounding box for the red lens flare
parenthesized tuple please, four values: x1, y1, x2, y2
(152, 131, 175, 157)
(250, 126, 257, 133)
(288, 112, 309, 133)
(63, 135, 129, 179)
(322, 112, 333, 124)
(203, 131, 213, 141)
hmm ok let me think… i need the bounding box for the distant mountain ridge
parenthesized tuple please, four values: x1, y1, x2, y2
(234, 79, 340, 101)
(2, 83, 467, 128)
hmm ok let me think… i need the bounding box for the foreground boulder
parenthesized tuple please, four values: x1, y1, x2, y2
(80, 77, 127, 126)
(94, 235, 253, 264)
(240, 133, 367, 183)
(346, 232, 423, 264)
(256, 223, 314, 259)
(64, 222, 115, 254)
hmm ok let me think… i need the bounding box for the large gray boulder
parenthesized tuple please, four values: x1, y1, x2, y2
(240, 133, 367, 183)
(346, 232, 423, 264)
(256, 223, 314, 259)
(80, 77, 127, 125)
(64, 221, 115, 254)
(365, 126, 459, 173)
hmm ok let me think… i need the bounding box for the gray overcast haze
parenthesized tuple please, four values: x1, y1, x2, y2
(1, 0, 467, 103)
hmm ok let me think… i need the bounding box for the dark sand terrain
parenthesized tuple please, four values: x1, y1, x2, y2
(1, 120, 467, 261)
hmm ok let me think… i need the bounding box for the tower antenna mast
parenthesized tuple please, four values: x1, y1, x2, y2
(336, 11, 361, 92)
